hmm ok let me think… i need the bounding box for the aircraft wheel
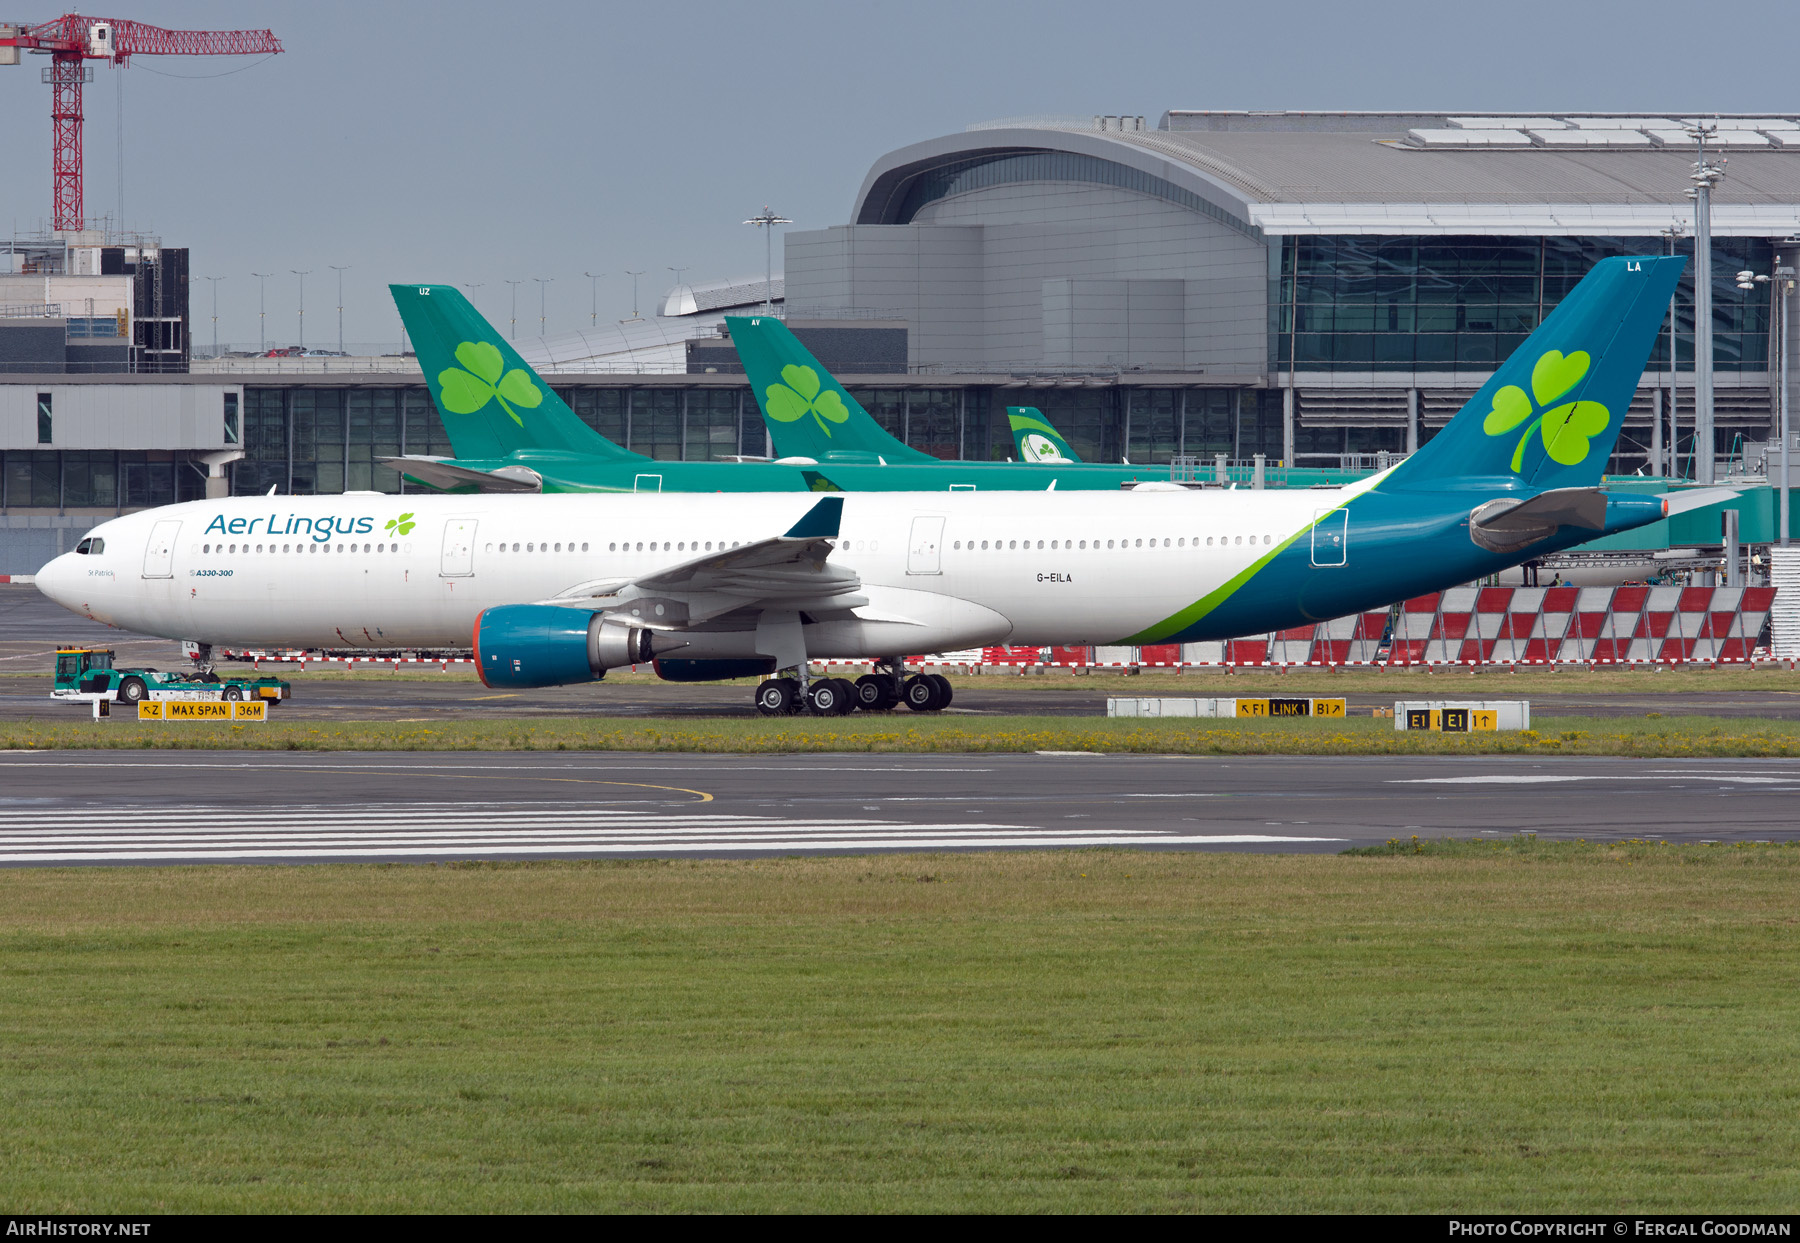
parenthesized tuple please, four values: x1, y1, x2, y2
(222, 686, 245, 702)
(902, 674, 941, 713)
(755, 679, 798, 716)
(854, 674, 898, 712)
(807, 678, 854, 716)
(118, 677, 147, 705)
(928, 673, 954, 709)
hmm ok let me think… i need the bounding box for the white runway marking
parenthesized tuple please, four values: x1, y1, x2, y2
(0, 801, 1346, 864)
(1391, 775, 1600, 784)
(1394, 774, 1798, 786)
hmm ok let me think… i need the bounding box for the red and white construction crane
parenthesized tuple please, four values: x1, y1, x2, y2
(0, 14, 283, 232)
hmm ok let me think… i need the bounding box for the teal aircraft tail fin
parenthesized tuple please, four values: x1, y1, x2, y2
(1388, 255, 1686, 491)
(390, 284, 641, 463)
(726, 315, 938, 463)
(1006, 407, 1082, 463)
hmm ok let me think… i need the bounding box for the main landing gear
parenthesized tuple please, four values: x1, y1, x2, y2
(754, 658, 953, 716)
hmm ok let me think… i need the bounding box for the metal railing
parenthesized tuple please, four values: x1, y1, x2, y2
(190, 355, 421, 376)
(1170, 454, 1285, 487)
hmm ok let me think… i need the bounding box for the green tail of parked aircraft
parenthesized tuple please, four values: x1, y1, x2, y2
(390, 284, 1333, 493)
(1007, 407, 1081, 463)
(726, 313, 1368, 485)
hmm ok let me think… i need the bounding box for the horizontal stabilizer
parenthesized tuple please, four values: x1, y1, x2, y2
(1476, 487, 1608, 534)
(382, 456, 542, 493)
(1659, 487, 1740, 518)
(1469, 486, 1608, 554)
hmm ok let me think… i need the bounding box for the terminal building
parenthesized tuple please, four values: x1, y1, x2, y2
(5, 110, 1800, 573)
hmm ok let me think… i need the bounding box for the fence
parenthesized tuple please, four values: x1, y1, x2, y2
(219, 586, 1777, 673)
(979, 586, 1775, 668)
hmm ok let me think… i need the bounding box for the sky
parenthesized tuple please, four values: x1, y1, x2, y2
(1, 0, 1793, 347)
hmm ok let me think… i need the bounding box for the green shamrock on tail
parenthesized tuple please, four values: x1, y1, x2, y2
(437, 341, 542, 426)
(764, 364, 849, 437)
(1482, 349, 1610, 473)
(385, 513, 416, 537)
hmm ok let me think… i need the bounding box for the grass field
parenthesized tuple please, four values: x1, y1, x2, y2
(2, 843, 1797, 1212)
(8, 711, 1800, 756)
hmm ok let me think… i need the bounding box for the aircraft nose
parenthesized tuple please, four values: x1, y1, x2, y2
(35, 552, 78, 609)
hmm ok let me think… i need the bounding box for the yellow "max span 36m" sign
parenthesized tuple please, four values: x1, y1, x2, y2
(138, 700, 266, 721)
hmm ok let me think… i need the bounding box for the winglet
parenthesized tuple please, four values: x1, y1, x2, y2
(783, 495, 843, 539)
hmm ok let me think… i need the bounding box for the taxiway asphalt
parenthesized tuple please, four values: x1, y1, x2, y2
(0, 750, 1794, 865)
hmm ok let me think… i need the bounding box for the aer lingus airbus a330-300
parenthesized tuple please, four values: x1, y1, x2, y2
(38, 257, 1729, 715)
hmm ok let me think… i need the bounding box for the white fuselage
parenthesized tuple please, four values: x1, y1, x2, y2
(34, 483, 1377, 656)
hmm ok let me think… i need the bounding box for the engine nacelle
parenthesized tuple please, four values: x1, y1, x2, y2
(473, 604, 653, 689)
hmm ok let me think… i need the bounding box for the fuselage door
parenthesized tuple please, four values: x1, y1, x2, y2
(906, 515, 945, 575)
(440, 518, 477, 577)
(1311, 507, 1348, 568)
(141, 519, 180, 578)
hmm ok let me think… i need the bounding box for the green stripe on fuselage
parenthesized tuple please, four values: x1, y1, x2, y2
(1119, 501, 1349, 644)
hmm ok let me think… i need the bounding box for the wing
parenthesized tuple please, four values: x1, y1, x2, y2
(538, 496, 863, 626)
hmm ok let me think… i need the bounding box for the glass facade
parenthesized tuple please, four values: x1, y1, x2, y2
(1271, 235, 1774, 372)
(179, 383, 1277, 504)
(0, 450, 202, 508)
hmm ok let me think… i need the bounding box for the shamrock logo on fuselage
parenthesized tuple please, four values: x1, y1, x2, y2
(1482, 350, 1610, 473)
(385, 513, 415, 537)
(437, 341, 542, 427)
(764, 364, 849, 437)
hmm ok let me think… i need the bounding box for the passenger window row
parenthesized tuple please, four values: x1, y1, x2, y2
(486, 541, 592, 554)
(603, 540, 744, 553)
(201, 542, 404, 555)
(951, 534, 1274, 550)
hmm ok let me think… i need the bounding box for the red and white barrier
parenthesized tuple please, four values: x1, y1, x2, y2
(217, 586, 1777, 673)
(1386, 586, 1773, 666)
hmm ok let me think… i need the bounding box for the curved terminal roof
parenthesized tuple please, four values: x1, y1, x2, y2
(853, 112, 1800, 236)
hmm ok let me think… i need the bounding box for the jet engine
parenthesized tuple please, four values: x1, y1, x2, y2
(473, 604, 654, 689)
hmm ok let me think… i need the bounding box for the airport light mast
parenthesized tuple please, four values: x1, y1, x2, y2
(0, 15, 284, 233)
(744, 206, 792, 314)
